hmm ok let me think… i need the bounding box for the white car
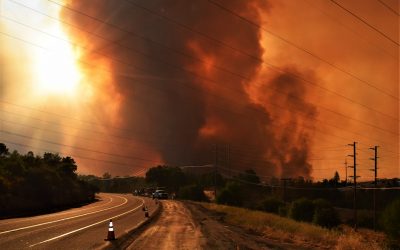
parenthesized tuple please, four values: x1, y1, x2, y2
(152, 190, 168, 199)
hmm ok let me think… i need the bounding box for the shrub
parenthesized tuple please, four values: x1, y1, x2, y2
(217, 182, 242, 206)
(260, 197, 284, 214)
(357, 210, 373, 229)
(178, 184, 208, 202)
(312, 199, 340, 228)
(380, 199, 400, 241)
(289, 198, 315, 222)
(278, 204, 288, 217)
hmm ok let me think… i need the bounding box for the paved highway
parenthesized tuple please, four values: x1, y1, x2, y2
(0, 193, 157, 249)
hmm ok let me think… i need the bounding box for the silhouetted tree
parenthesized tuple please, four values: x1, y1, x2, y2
(0, 143, 9, 157)
(289, 198, 315, 222)
(217, 182, 243, 206)
(145, 165, 186, 191)
(102, 172, 112, 179)
(0, 144, 96, 217)
(238, 169, 260, 184)
(329, 171, 340, 187)
(381, 199, 400, 242)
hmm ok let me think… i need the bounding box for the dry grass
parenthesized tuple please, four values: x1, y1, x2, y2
(199, 203, 387, 250)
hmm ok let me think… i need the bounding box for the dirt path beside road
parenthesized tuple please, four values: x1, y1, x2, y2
(127, 200, 204, 250)
(127, 200, 294, 249)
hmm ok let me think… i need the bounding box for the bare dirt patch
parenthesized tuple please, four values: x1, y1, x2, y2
(185, 202, 307, 250)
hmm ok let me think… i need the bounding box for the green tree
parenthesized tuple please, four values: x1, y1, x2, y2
(178, 184, 208, 202)
(0, 144, 96, 217)
(380, 199, 400, 241)
(145, 165, 186, 191)
(238, 169, 260, 184)
(329, 171, 340, 186)
(289, 198, 315, 222)
(259, 196, 284, 214)
(312, 199, 340, 228)
(0, 143, 9, 157)
(102, 172, 112, 179)
(59, 156, 77, 177)
(217, 182, 243, 206)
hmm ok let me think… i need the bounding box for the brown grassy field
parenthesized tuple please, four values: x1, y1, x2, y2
(199, 203, 389, 249)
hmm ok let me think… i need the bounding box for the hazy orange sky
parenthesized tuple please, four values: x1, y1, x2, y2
(0, 0, 398, 181)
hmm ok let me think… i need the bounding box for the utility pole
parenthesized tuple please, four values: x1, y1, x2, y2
(369, 146, 378, 231)
(345, 158, 348, 184)
(281, 178, 291, 202)
(214, 144, 218, 200)
(227, 144, 230, 169)
(348, 142, 358, 230)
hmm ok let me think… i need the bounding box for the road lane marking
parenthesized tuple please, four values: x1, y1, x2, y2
(0, 195, 127, 235)
(0, 195, 113, 226)
(29, 197, 145, 247)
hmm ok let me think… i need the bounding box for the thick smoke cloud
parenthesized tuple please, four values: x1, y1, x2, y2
(62, 0, 317, 178)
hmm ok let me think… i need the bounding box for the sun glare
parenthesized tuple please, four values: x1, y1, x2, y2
(33, 8, 81, 96)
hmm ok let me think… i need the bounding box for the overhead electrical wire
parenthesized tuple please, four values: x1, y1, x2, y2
(376, 0, 400, 16)
(0, 30, 396, 170)
(1, 140, 142, 169)
(208, 0, 399, 100)
(329, 0, 399, 46)
(5, 0, 399, 141)
(1, 10, 399, 143)
(47, 0, 400, 121)
(305, 0, 397, 60)
(0, 32, 396, 154)
(1, 0, 398, 176)
(125, 0, 400, 105)
(2, 130, 164, 164)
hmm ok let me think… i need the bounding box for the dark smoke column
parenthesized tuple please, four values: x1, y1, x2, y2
(62, 0, 316, 178)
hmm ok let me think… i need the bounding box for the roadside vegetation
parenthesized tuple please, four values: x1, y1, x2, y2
(0, 143, 98, 217)
(80, 164, 399, 247)
(199, 202, 386, 249)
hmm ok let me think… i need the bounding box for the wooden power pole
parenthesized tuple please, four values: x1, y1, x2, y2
(369, 146, 378, 231)
(348, 142, 358, 230)
(214, 144, 218, 199)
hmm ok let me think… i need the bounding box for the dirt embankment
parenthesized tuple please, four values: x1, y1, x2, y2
(126, 200, 387, 249)
(185, 202, 307, 250)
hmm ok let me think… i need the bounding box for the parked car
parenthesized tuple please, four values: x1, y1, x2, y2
(152, 189, 169, 199)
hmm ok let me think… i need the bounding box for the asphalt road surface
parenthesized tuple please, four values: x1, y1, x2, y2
(0, 193, 157, 250)
(127, 200, 203, 250)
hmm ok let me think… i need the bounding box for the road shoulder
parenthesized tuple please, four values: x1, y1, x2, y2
(185, 201, 307, 250)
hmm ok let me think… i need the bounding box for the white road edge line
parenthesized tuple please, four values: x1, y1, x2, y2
(0, 195, 126, 235)
(0, 195, 113, 225)
(29, 197, 145, 248)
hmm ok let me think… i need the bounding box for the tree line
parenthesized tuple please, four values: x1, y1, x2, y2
(0, 143, 98, 217)
(79, 164, 399, 242)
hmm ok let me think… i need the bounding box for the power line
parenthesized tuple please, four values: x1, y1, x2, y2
(6, 0, 398, 138)
(347, 141, 358, 230)
(2, 2, 396, 155)
(1, 140, 141, 169)
(376, 0, 399, 16)
(208, 0, 399, 100)
(47, 0, 400, 121)
(3, 97, 396, 169)
(0, 118, 166, 156)
(0, 32, 396, 153)
(329, 0, 399, 46)
(305, 0, 397, 60)
(2, 130, 164, 164)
